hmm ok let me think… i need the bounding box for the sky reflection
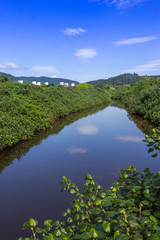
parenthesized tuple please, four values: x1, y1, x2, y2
(77, 124, 99, 135)
(115, 135, 143, 143)
(67, 147, 88, 154)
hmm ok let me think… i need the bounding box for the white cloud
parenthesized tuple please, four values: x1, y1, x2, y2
(90, 0, 150, 8)
(115, 136, 143, 142)
(67, 147, 88, 154)
(114, 36, 158, 46)
(75, 48, 98, 59)
(77, 124, 99, 135)
(0, 62, 20, 70)
(125, 60, 160, 73)
(61, 27, 86, 37)
(31, 66, 58, 77)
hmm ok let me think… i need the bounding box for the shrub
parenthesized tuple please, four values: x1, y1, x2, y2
(19, 166, 160, 240)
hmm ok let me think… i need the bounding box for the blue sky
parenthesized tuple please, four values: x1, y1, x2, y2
(0, 0, 160, 82)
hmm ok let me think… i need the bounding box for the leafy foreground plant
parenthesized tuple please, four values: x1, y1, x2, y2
(19, 166, 160, 240)
(144, 128, 160, 158)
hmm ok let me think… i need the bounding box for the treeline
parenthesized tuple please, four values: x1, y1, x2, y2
(0, 75, 111, 150)
(87, 73, 160, 87)
(111, 77, 160, 126)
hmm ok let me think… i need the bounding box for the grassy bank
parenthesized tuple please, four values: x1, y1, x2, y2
(111, 77, 160, 126)
(0, 81, 110, 150)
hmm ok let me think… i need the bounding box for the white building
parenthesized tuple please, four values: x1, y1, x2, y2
(18, 80, 23, 84)
(32, 81, 37, 85)
(44, 82, 49, 85)
(60, 82, 64, 85)
(64, 83, 69, 87)
(37, 82, 41, 86)
(71, 83, 75, 87)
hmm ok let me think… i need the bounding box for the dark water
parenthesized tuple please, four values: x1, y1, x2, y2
(0, 104, 159, 239)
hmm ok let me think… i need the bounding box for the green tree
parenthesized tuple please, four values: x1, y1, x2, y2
(0, 73, 13, 83)
(76, 83, 94, 89)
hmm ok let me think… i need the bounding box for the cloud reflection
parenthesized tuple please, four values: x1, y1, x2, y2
(115, 136, 143, 143)
(67, 147, 88, 154)
(77, 124, 99, 135)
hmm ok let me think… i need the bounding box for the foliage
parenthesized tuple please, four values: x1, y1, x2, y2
(0, 80, 110, 150)
(0, 72, 13, 83)
(143, 128, 160, 158)
(76, 83, 94, 89)
(20, 166, 160, 240)
(111, 77, 160, 126)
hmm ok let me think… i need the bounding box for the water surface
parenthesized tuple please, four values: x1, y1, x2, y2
(0, 104, 159, 239)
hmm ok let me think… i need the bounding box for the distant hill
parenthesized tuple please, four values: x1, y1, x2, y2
(1, 73, 79, 86)
(87, 73, 160, 87)
(87, 73, 142, 87)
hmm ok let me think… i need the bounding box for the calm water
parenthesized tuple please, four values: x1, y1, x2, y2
(0, 104, 159, 239)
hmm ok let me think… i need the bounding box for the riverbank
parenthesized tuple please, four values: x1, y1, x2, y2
(111, 77, 160, 126)
(0, 81, 111, 150)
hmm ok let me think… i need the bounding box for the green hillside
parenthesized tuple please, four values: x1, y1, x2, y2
(87, 73, 160, 87)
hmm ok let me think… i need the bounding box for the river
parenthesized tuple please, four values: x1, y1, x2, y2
(0, 103, 159, 239)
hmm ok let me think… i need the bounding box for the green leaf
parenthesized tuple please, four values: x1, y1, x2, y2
(85, 174, 93, 180)
(28, 218, 38, 227)
(132, 186, 142, 191)
(133, 234, 143, 240)
(54, 229, 61, 237)
(78, 223, 88, 232)
(102, 197, 112, 207)
(67, 217, 73, 223)
(148, 148, 154, 153)
(23, 221, 29, 230)
(143, 210, 151, 216)
(60, 176, 67, 184)
(44, 220, 53, 227)
(154, 211, 160, 219)
(95, 217, 103, 223)
(102, 221, 111, 233)
(114, 231, 120, 239)
(90, 228, 99, 238)
(91, 207, 101, 215)
(69, 188, 76, 194)
(115, 234, 129, 240)
(150, 215, 158, 223)
(141, 200, 150, 206)
(97, 230, 106, 239)
(99, 192, 106, 198)
(97, 185, 102, 190)
(151, 153, 158, 158)
(45, 235, 56, 240)
(95, 199, 101, 206)
(75, 232, 92, 239)
(129, 220, 141, 229)
(53, 221, 60, 227)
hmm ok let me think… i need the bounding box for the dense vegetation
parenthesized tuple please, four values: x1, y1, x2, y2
(111, 77, 160, 126)
(0, 72, 79, 86)
(87, 74, 160, 87)
(20, 165, 160, 240)
(0, 74, 110, 150)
